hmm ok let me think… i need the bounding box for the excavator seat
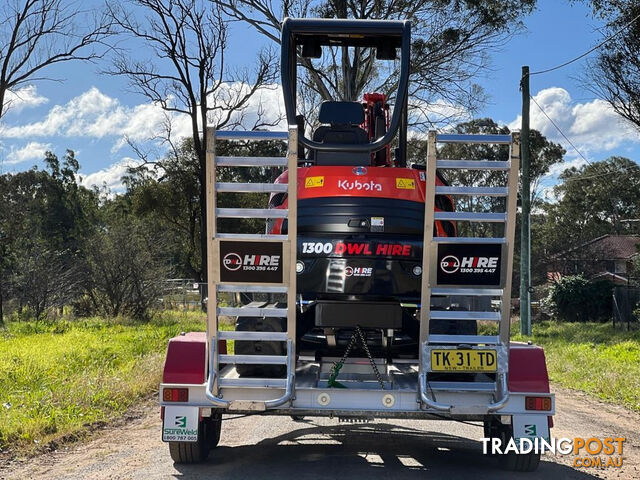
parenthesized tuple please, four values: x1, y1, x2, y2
(313, 101, 370, 166)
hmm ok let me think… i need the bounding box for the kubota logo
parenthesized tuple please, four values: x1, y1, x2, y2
(338, 179, 382, 192)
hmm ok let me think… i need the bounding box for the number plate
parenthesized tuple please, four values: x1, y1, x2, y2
(430, 349, 497, 372)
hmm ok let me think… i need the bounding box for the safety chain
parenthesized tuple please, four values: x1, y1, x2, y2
(327, 325, 385, 390)
(355, 326, 385, 389)
(326, 329, 358, 388)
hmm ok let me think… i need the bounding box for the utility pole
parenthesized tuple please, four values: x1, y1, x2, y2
(520, 66, 532, 336)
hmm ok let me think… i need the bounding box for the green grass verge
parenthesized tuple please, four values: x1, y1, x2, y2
(513, 320, 640, 412)
(2, 312, 638, 455)
(0, 311, 216, 454)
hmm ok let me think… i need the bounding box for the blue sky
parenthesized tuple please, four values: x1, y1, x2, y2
(1, 0, 639, 197)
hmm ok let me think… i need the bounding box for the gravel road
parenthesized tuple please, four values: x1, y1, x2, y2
(3, 387, 639, 480)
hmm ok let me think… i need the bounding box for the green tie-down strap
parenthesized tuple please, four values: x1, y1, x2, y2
(327, 362, 347, 388)
(326, 325, 385, 390)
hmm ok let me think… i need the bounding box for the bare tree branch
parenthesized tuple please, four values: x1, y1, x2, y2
(0, 0, 113, 118)
(217, 0, 533, 128)
(105, 0, 278, 281)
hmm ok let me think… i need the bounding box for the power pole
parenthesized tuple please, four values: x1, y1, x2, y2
(520, 66, 532, 336)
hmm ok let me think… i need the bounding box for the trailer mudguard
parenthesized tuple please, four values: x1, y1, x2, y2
(508, 342, 551, 393)
(163, 332, 210, 384)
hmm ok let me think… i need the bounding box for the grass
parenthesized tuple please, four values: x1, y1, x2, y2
(512, 320, 640, 412)
(0, 310, 213, 455)
(2, 310, 638, 455)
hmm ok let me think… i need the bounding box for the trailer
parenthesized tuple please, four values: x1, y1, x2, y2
(160, 17, 554, 472)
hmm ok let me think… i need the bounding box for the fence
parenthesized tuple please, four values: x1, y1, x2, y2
(613, 284, 640, 329)
(160, 279, 205, 311)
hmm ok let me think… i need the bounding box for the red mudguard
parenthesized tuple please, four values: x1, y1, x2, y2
(508, 342, 551, 393)
(163, 332, 227, 384)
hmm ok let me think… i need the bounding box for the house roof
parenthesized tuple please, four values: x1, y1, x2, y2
(592, 271, 630, 284)
(555, 235, 640, 260)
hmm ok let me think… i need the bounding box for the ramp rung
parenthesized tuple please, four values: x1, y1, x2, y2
(434, 212, 507, 222)
(218, 377, 287, 388)
(426, 381, 496, 392)
(216, 156, 287, 167)
(436, 160, 510, 171)
(215, 131, 288, 141)
(435, 186, 508, 197)
(217, 285, 288, 293)
(217, 307, 287, 317)
(219, 354, 287, 365)
(218, 331, 288, 341)
(431, 287, 503, 296)
(215, 233, 288, 240)
(216, 182, 288, 193)
(433, 237, 506, 244)
(436, 134, 511, 144)
(430, 311, 501, 321)
(429, 334, 500, 345)
(216, 208, 287, 219)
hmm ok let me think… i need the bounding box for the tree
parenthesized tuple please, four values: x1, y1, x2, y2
(0, 0, 111, 119)
(407, 118, 564, 286)
(219, 0, 536, 126)
(106, 0, 278, 282)
(0, 150, 100, 318)
(126, 137, 287, 279)
(9, 241, 82, 318)
(84, 217, 168, 320)
(408, 118, 564, 237)
(539, 157, 640, 255)
(436, 118, 565, 204)
(582, 0, 640, 131)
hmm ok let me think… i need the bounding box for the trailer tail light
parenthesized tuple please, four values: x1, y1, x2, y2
(525, 396, 552, 411)
(163, 388, 189, 402)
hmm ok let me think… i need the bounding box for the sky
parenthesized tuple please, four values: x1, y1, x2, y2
(1, 0, 639, 197)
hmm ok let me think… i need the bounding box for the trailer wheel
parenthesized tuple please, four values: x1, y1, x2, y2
(169, 415, 221, 464)
(235, 316, 286, 378)
(500, 449, 540, 472)
(484, 420, 540, 472)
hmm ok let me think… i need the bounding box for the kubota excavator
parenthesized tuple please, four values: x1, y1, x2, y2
(159, 17, 554, 472)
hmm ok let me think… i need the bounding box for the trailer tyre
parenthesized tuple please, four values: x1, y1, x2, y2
(485, 421, 540, 472)
(169, 415, 221, 464)
(235, 316, 286, 378)
(500, 449, 541, 472)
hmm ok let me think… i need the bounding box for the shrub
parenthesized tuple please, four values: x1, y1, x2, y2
(82, 220, 168, 320)
(545, 275, 613, 322)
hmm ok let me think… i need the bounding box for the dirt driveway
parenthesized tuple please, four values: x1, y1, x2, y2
(3, 387, 639, 480)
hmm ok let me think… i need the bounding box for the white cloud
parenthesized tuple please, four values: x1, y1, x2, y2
(410, 98, 470, 127)
(3, 141, 51, 165)
(0, 84, 287, 153)
(207, 82, 286, 131)
(508, 87, 640, 154)
(79, 158, 140, 192)
(0, 87, 167, 143)
(545, 155, 589, 178)
(2, 86, 48, 114)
